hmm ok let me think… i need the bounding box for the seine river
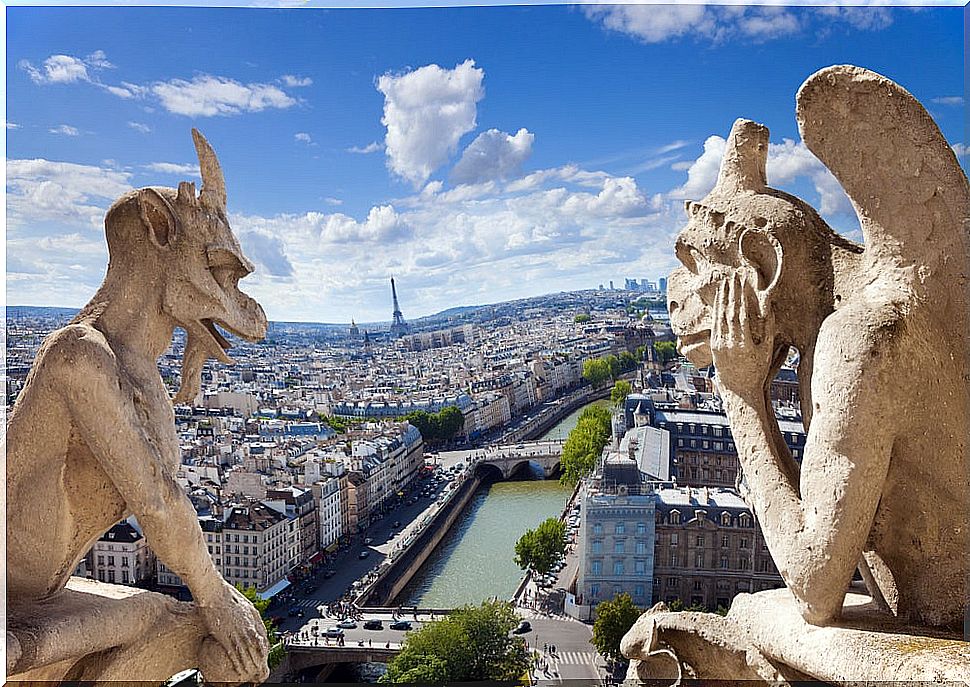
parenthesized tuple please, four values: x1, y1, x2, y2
(399, 399, 609, 607)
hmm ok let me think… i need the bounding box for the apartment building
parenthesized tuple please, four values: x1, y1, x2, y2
(90, 521, 156, 586)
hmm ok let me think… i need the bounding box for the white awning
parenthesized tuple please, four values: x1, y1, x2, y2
(258, 578, 291, 600)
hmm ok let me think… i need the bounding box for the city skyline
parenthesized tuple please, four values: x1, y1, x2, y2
(7, 1, 967, 322)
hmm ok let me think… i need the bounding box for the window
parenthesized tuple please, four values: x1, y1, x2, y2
(721, 535, 729, 548)
(613, 585, 622, 596)
(702, 440, 709, 449)
(739, 513, 752, 528)
(122, 570, 129, 583)
(635, 560, 646, 575)
(107, 556, 115, 566)
(738, 557, 750, 570)
(670, 510, 681, 525)
(590, 584, 600, 598)
(688, 424, 695, 434)
(720, 556, 729, 569)
(591, 560, 603, 576)
(615, 522, 626, 534)
(677, 439, 684, 448)
(670, 532, 679, 545)
(97, 555, 104, 565)
(636, 541, 647, 555)
(694, 552, 704, 568)
(669, 553, 679, 567)
(593, 523, 603, 535)
(108, 570, 115, 583)
(666, 578, 677, 587)
(690, 439, 697, 448)
(695, 535, 704, 547)
(592, 540, 603, 554)
(702, 425, 709, 435)
(122, 557, 129, 567)
(614, 541, 625, 554)
(721, 513, 732, 527)
(613, 561, 624, 576)
(634, 585, 645, 598)
(636, 522, 647, 534)
(693, 580, 702, 591)
(740, 537, 750, 549)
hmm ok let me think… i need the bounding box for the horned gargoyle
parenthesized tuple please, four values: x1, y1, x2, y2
(623, 65, 970, 683)
(6, 130, 270, 684)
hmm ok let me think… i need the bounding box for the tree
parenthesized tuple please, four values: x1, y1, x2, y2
(582, 358, 611, 387)
(559, 404, 612, 486)
(381, 601, 530, 683)
(653, 340, 678, 365)
(514, 517, 566, 575)
(605, 354, 622, 380)
(237, 585, 285, 670)
(610, 380, 632, 407)
(618, 350, 638, 372)
(574, 313, 591, 323)
(438, 405, 465, 441)
(591, 593, 642, 663)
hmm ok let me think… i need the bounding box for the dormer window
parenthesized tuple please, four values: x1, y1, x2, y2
(720, 512, 732, 526)
(670, 509, 681, 525)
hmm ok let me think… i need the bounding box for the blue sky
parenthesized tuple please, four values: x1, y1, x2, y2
(6, 2, 967, 323)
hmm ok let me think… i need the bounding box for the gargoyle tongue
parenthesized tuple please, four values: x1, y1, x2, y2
(172, 321, 234, 405)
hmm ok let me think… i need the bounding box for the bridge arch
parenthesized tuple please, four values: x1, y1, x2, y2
(474, 461, 505, 481)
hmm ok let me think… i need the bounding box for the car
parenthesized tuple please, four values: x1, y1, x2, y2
(512, 620, 532, 634)
(359, 550, 370, 559)
(336, 619, 357, 629)
(287, 605, 301, 616)
(323, 569, 336, 579)
(389, 620, 412, 631)
(324, 627, 345, 638)
(363, 619, 383, 630)
(363, 537, 374, 545)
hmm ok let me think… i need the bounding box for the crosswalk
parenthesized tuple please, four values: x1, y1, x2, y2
(553, 650, 599, 666)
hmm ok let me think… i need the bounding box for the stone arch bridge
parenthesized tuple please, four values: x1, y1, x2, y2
(471, 440, 565, 480)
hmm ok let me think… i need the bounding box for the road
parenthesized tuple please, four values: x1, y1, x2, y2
(268, 470, 462, 633)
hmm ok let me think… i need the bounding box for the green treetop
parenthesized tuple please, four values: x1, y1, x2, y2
(514, 517, 566, 575)
(591, 593, 642, 663)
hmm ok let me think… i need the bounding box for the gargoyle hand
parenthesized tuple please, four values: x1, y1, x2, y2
(199, 582, 270, 682)
(711, 270, 774, 395)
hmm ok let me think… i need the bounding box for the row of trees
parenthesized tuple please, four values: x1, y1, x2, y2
(404, 405, 465, 445)
(581, 352, 639, 387)
(381, 600, 530, 683)
(513, 517, 566, 575)
(559, 404, 612, 486)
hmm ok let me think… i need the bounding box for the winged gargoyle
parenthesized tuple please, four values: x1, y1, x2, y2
(6, 130, 271, 684)
(623, 65, 969, 683)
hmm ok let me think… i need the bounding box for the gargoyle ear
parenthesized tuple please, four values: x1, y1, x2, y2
(738, 227, 783, 295)
(137, 188, 179, 249)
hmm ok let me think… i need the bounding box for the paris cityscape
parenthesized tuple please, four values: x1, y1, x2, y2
(6, 2, 967, 684)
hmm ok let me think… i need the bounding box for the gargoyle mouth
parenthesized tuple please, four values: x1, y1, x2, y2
(677, 329, 712, 362)
(200, 318, 234, 364)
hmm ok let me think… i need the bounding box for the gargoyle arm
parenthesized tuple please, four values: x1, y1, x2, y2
(720, 310, 894, 624)
(53, 325, 226, 604)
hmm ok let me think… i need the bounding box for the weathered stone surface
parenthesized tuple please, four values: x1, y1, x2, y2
(5, 130, 270, 684)
(625, 64, 969, 683)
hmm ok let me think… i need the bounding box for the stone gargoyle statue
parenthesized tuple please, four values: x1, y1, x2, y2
(622, 65, 970, 683)
(6, 130, 271, 684)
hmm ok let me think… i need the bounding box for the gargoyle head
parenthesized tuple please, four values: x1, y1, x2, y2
(667, 119, 834, 367)
(102, 129, 267, 403)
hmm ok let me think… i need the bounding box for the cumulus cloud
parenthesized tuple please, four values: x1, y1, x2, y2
(951, 143, 969, 158)
(49, 124, 80, 136)
(6, 121, 20, 130)
(294, 132, 313, 144)
(6, 158, 133, 229)
(668, 135, 726, 199)
(281, 74, 312, 87)
(582, 3, 895, 44)
(451, 128, 535, 185)
(347, 141, 384, 154)
(151, 75, 297, 117)
(377, 59, 485, 186)
(128, 121, 152, 134)
(143, 162, 201, 176)
(932, 96, 965, 106)
(20, 54, 91, 84)
(236, 228, 294, 277)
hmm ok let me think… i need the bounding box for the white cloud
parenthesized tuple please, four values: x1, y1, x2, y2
(324, 197, 344, 206)
(235, 227, 294, 277)
(7, 121, 21, 130)
(128, 121, 152, 134)
(151, 75, 298, 117)
(85, 50, 114, 69)
(20, 54, 90, 84)
(933, 96, 965, 106)
(952, 143, 969, 158)
(143, 162, 201, 176)
(6, 158, 133, 229)
(669, 135, 726, 199)
(582, 3, 896, 44)
(281, 74, 313, 87)
(377, 59, 485, 186)
(295, 132, 313, 144)
(49, 124, 80, 136)
(451, 128, 535, 185)
(347, 141, 384, 154)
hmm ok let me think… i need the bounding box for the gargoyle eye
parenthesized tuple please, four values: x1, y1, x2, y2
(676, 239, 703, 274)
(206, 247, 248, 283)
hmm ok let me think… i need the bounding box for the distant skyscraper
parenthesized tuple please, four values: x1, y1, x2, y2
(609, 280, 615, 290)
(349, 319, 360, 339)
(389, 277, 410, 338)
(659, 277, 667, 293)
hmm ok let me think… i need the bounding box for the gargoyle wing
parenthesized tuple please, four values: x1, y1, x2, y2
(796, 65, 969, 285)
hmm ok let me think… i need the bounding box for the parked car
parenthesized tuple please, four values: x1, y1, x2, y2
(389, 620, 412, 631)
(363, 619, 383, 630)
(512, 620, 532, 634)
(359, 550, 370, 559)
(336, 619, 357, 629)
(324, 627, 344, 638)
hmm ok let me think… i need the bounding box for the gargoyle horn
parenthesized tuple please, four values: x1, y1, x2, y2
(715, 118, 769, 195)
(191, 128, 227, 211)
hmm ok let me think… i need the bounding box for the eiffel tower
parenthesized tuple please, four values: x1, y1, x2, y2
(389, 277, 410, 338)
